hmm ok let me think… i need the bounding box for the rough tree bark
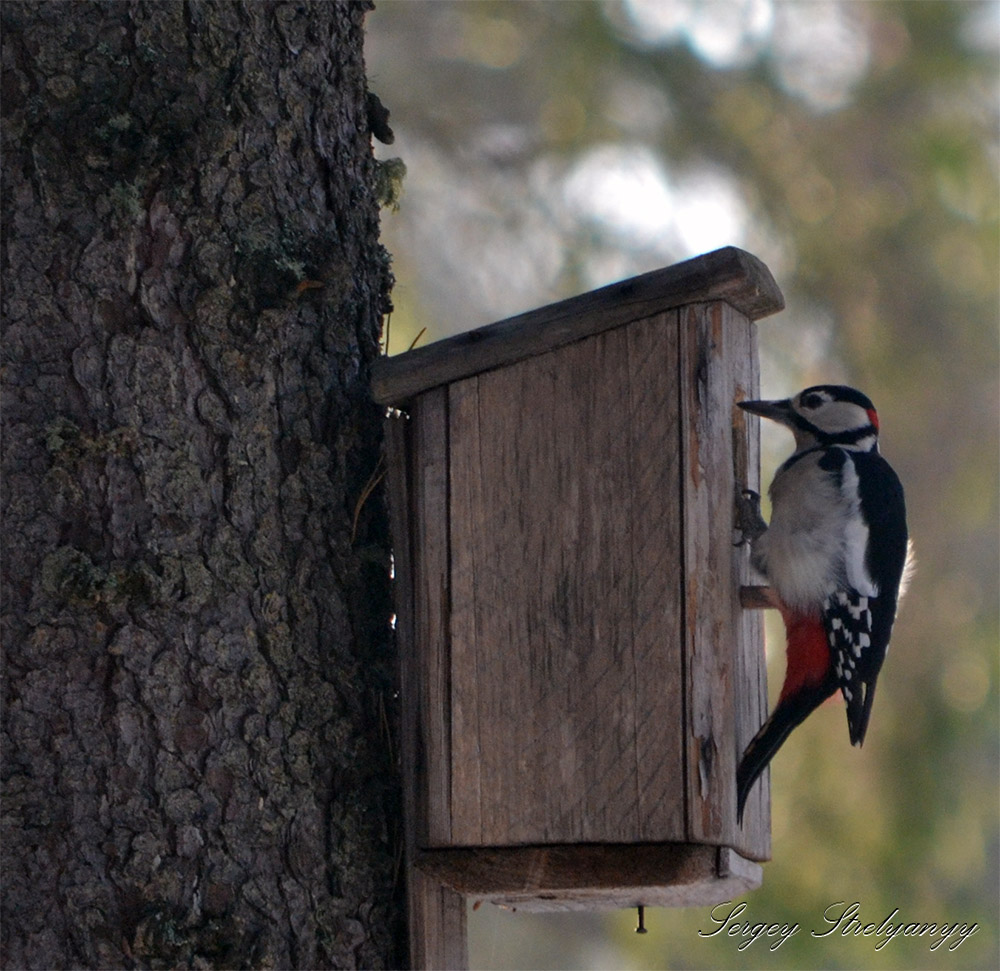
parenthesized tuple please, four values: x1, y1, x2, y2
(1, 2, 405, 967)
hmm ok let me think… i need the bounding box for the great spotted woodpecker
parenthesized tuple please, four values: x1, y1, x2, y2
(736, 385, 909, 823)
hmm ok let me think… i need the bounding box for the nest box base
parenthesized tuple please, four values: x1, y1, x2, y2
(416, 842, 761, 913)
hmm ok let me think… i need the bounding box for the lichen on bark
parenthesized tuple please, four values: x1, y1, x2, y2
(1, 2, 403, 967)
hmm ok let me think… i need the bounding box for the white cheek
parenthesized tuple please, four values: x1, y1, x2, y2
(814, 401, 867, 434)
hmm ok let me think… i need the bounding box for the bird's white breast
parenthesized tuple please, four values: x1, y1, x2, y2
(752, 450, 874, 612)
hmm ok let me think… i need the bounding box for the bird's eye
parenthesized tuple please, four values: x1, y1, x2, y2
(801, 393, 824, 409)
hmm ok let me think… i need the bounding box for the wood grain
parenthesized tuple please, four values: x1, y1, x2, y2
(415, 843, 761, 912)
(411, 389, 453, 847)
(372, 247, 785, 405)
(386, 409, 471, 969)
(385, 411, 416, 840)
(678, 302, 770, 861)
(625, 314, 687, 842)
(407, 868, 468, 970)
(452, 334, 639, 845)
(438, 319, 687, 848)
(447, 377, 484, 845)
(729, 315, 772, 860)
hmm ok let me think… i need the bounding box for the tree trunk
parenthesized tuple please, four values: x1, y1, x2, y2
(1, 2, 404, 967)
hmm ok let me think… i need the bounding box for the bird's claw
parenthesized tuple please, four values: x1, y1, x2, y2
(734, 488, 767, 547)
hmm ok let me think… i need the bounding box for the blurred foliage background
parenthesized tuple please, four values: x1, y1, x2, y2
(366, 1, 999, 967)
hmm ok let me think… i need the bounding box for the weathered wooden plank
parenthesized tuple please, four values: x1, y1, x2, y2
(411, 388, 453, 847)
(625, 313, 687, 842)
(447, 377, 484, 846)
(372, 247, 785, 405)
(678, 301, 769, 854)
(729, 322, 772, 861)
(384, 413, 415, 845)
(457, 333, 642, 845)
(415, 843, 761, 912)
(408, 867, 468, 970)
(716, 846, 763, 892)
(441, 320, 690, 847)
(387, 412, 469, 969)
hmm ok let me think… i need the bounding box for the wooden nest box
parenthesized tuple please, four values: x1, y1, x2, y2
(373, 247, 784, 963)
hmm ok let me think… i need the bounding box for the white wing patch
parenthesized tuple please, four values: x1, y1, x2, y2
(839, 453, 879, 597)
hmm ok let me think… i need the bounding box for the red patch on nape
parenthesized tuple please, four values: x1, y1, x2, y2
(866, 407, 879, 431)
(777, 609, 831, 703)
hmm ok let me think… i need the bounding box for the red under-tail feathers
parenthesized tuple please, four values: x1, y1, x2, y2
(736, 606, 839, 822)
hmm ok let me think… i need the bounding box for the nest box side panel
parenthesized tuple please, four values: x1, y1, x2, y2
(410, 387, 454, 847)
(385, 409, 470, 971)
(678, 301, 770, 862)
(625, 314, 689, 844)
(385, 412, 418, 842)
(407, 868, 467, 971)
(445, 314, 686, 848)
(730, 322, 771, 861)
(446, 377, 484, 845)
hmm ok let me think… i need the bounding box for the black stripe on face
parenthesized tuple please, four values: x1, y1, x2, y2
(821, 424, 878, 448)
(789, 411, 818, 434)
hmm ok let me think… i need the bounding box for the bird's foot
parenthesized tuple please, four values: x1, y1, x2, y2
(734, 488, 767, 547)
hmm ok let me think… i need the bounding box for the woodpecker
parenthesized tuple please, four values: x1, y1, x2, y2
(735, 384, 909, 823)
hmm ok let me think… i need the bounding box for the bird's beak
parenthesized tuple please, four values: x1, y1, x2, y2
(738, 397, 795, 426)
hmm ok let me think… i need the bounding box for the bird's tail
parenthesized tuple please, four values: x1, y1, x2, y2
(737, 609, 838, 823)
(736, 680, 835, 823)
(846, 676, 877, 747)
